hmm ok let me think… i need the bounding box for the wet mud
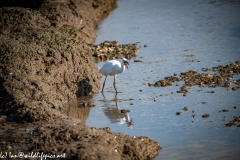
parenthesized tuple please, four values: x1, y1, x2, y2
(0, 116, 161, 160)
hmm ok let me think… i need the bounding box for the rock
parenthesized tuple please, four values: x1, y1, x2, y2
(219, 109, 229, 112)
(176, 112, 181, 115)
(134, 59, 142, 62)
(182, 106, 188, 111)
(202, 114, 210, 118)
(121, 109, 130, 113)
(6, 145, 12, 150)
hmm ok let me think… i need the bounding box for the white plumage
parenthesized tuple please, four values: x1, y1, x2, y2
(99, 58, 129, 93)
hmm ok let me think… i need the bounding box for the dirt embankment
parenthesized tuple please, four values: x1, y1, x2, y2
(0, 0, 116, 122)
(0, 0, 161, 159)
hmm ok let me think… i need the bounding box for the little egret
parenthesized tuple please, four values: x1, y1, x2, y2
(99, 58, 129, 93)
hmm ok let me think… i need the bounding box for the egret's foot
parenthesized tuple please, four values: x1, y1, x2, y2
(101, 92, 105, 98)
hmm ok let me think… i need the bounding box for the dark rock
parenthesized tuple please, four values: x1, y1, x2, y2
(202, 114, 210, 118)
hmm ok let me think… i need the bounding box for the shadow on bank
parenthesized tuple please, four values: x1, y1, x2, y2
(0, 0, 43, 10)
(60, 79, 95, 124)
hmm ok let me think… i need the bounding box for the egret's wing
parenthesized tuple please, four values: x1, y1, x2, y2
(99, 61, 114, 75)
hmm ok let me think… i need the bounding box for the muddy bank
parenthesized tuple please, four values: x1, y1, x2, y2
(0, 0, 117, 122)
(0, 116, 160, 160)
(0, 0, 161, 159)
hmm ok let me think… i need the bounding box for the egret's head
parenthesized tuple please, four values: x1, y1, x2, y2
(122, 58, 129, 69)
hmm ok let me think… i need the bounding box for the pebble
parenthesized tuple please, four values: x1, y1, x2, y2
(6, 145, 12, 150)
(134, 59, 142, 62)
(182, 106, 188, 111)
(202, 114, 210, 118)
(176, 112, 181, 115)
(121, 109, 130, 113)
(219, 109, 229, 112)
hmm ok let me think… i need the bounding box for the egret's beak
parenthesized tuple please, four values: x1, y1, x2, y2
(124, 61, 129, 70)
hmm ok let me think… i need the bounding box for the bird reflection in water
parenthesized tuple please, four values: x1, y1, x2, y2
(102, 94, 133, 128)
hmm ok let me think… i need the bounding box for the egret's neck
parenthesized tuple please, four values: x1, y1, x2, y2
(121, 61, 125, 72)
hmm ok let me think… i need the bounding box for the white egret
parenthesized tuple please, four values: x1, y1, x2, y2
(99, 58, 129, 93)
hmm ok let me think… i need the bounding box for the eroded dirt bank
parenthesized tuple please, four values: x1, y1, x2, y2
(0, 0, 161, 159)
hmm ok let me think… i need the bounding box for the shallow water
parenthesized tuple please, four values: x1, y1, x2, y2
(85, 0, 240, 159)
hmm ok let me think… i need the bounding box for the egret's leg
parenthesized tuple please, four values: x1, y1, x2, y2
(102, 76, 107, 93)
(113, 75, 117, 93)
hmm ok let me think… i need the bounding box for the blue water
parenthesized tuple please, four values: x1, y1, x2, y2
(85, 0, 240, 159)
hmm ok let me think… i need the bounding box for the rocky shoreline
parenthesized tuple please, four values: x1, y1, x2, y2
(0, 0, 161, 159)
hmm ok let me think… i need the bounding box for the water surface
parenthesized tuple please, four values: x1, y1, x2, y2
(85, 0, 240, 159)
